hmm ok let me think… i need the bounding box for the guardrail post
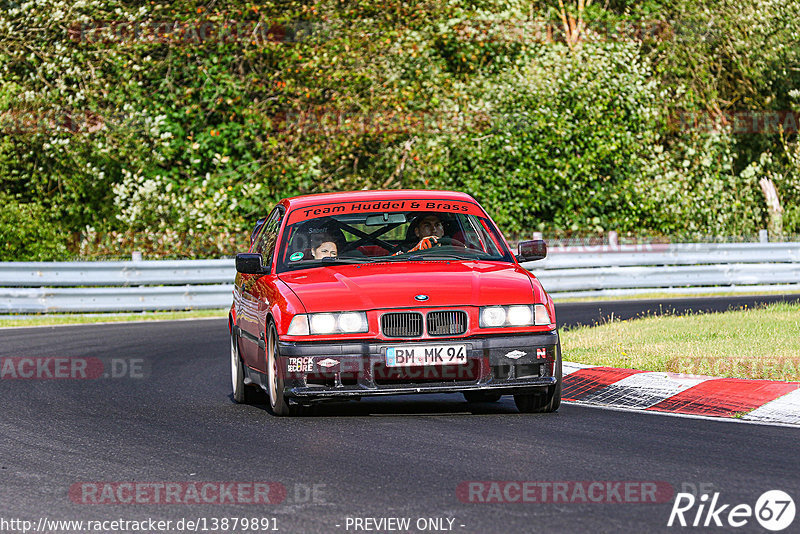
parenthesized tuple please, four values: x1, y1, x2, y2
(759, 229, 769, 243)
(131, 251, 143, 262)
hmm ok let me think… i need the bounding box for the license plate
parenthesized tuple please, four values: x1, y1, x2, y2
(385, 344, 468, 367)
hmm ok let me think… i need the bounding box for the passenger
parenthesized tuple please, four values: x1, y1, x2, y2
(309, 233, 338, 259)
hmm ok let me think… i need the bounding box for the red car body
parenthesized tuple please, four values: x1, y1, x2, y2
(229, 190, 561, 415)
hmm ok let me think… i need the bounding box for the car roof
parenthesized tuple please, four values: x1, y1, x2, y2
(279, 189, 479, 211)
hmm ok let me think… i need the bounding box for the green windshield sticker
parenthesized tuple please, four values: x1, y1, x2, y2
(289, 251, 304, 261)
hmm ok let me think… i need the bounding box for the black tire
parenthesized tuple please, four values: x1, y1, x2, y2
(463, 391, 503, 403)
(514, 343, 562, 413)
(230, 330, 263, 404)
(267, 322, 294, 416)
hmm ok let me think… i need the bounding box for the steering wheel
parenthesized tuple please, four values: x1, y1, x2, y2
(436, 236, 466, 248)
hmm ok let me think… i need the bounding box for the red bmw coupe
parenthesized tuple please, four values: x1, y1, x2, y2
(229, 190, 560, 416)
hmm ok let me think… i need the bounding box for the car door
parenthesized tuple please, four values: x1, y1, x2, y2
(238, 206, 283, 372)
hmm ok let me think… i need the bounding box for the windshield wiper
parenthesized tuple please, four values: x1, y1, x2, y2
(299, 254, 480, 266)
(288, 257, 374, 268)
(406, 253, 476, 261)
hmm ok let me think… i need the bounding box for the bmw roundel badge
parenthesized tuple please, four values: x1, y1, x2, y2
(415, 294, 429, 302)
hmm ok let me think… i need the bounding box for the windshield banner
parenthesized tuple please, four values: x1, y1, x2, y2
(286, 198, 485, 225)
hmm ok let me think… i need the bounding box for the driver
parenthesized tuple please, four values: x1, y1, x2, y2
(401, 212, 450, 253)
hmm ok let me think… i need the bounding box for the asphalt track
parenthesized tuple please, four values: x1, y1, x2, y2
(1, 295, 800, 534)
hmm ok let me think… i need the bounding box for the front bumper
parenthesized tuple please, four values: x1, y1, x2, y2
(277, 331, 560, 402)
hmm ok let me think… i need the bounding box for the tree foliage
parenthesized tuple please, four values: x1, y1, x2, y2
(0, 0, 798, 259)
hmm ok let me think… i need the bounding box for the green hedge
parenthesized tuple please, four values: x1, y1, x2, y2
(1, 0, 798, 259)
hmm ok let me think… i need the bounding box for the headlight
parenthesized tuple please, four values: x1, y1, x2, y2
(338, 312, 367, 333)
(310, 313, 337, 334)
(287, 312, 369, 335)
(480, 304, 552, 327)
(480, 306, 507, 327)
(507, 305, 533, 326)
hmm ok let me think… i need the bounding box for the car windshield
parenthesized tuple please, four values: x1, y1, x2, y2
(276, 208, 513, 272)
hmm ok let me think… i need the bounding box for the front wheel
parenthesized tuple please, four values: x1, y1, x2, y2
(267, 323, 293, 416)
(231, 331, 262, 404)
(514, 346, 562, 413)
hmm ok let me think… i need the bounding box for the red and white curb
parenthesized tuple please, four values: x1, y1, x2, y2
(562, 362, 800, 426)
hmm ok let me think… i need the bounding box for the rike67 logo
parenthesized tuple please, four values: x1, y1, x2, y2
(668, 490, 795, 531)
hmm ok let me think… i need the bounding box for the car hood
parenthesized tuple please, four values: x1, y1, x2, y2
(279, 261, 545, 312)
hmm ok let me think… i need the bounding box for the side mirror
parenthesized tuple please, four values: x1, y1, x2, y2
(517, 240, 547, 262)
(236, 253, 268, 274)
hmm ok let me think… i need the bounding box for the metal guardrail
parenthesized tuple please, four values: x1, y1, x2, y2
(525, 242, 800, 298)
(0, 260, 233, 286)
(533, 242, 800, 268)
(0, 260, 236, 313)
(1, 242, 799, 312)
(0, 285, 233, 313)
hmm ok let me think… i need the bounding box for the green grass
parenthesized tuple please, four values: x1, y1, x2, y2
(0, 309, 228, 328)
(560, 302, 800, 381)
